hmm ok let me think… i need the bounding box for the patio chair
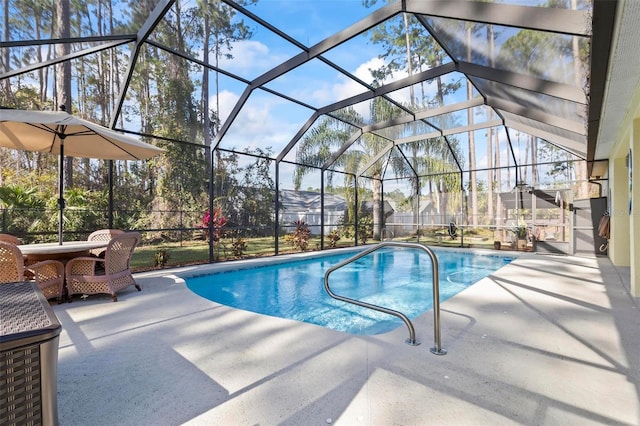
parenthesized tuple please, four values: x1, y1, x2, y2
(0, 241, 65, 302)
(66, 232, 141, 302)
(87, 228, 125, 257)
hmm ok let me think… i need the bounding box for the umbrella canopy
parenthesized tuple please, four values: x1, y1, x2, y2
(0, 110, 163, 160)
(0, 109, 164, 243)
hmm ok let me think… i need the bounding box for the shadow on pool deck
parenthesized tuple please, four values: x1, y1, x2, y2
(53, 252, 640, 425)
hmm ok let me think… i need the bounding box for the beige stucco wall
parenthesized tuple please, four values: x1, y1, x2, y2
(632, 120, 640, 297)
(609, 84, 640, 297)
(610, 154, 630, 265)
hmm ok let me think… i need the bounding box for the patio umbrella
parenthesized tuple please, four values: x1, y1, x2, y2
(0, 109, 164, 243)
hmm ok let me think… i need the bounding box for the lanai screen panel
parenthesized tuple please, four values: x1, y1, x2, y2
(337, 134, 394, 178)
(281, 113, 360, 168)
(425, 104, 499, 139)
(249, 0, 387, 48)
(502, 111, 586, 158)
(491, 166, 518, 194)
(340, 96, 411, 128)
(493, 0, 591, 9)
(118, 51, 246, 138)
(277, 166, 323, 238)
(383, 71, 471, 116)
(423, 15, 589, 86)
(0, 40, 135, 76)
(320, 22, 407, 86)
(517, 137, 586, 189)
(534, 138, 585, 167)
(471, 77, 587, 126)
(264, 59, 369, 109)
(319, 11, 451, 92)
(419, 7, 592, 160)
(1, 0, 142, 42)
(398, 136, 462, 178)
(457, 127, 513, 174)
(278, 161, 306, 191)
(217, 151, 276, 235)
(121, 46, 204, 142)
(149, 0, 305, 82)
(371, 120, 438, 143)
(68, 46, 134, 124)
(1, 42, 134, 125)
(219, 88, 314, 155)
(202, 68, 254, 129)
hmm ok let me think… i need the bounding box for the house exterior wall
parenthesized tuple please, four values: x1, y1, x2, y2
(609, 83, 640, 298)
(279, 211, 344, 235)
(631, 119, 640, 297)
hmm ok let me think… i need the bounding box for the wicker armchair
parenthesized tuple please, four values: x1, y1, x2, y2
(66, 232, 141, 302)
(87, 228, 125, 257)
(0, 233, 22, 245)
(0, 241, 65, 302)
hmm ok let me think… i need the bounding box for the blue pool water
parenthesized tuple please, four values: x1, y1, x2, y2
(185, 248, 512, 335)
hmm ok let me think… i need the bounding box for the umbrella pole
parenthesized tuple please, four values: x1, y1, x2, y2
(58, 137, 65, 244)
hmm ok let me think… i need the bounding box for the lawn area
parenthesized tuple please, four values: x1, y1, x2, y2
(131, 231, 510, 272)
(131, 237, 273, 271)
(131, 236, 354, 271)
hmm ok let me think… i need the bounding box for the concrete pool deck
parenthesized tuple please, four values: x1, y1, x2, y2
(52, 251, 640, 425)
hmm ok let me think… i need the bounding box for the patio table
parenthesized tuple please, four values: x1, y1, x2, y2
(18, 240, 109, 263)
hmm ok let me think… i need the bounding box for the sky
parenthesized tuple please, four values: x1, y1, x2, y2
(3, 0, 576, 193)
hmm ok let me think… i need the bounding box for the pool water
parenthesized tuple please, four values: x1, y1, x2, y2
(185, 248, 512, 335)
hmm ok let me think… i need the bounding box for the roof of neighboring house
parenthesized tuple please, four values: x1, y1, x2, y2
(280, 190, 347, 211)
(361, 200, 395, 218)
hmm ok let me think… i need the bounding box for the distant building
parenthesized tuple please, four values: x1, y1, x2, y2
(279, 190, 347, 234)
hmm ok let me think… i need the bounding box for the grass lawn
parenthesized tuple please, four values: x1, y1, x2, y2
(131, 231, 512, 272)
(131, 236, 356, 271)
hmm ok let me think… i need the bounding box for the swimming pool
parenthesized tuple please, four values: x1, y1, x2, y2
(185, 247, 513, 335)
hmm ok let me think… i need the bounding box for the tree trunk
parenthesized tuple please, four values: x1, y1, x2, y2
(203, 8, 212, 184)
(466, 26, 477, 227)
(486, 24, 494, 225)
(2, 0, 10, 98)
(571, 0, 589, 199)
(372, 176, 382, 240)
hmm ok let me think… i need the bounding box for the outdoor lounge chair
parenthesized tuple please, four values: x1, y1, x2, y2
(65, 231, 141, 302)
(87, 228, 125, 257)
(0, 241, 65, 302)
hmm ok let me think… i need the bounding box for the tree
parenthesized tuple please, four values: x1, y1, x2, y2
(238, 147, 275, 233)
(363, 3, 463, 230)
(466, 23, 478, 227)
(194, 0, 255, 195)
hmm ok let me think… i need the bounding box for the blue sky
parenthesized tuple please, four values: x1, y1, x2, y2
(3, 0, 578, 193)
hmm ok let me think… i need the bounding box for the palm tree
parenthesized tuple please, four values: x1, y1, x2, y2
(294, 104, 398, 240)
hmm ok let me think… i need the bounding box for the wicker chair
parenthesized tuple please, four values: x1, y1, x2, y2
(66, 232, 141, 302)
(0, 233, 22, 245)
(0, 241, 65, 302)
(87, 228, 125, 257)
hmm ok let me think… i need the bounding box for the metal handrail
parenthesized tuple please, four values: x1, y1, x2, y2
(381, 228, 394, 240)
(324, 241, 447, 354)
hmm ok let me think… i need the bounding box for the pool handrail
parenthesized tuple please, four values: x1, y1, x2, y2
(323, 241, 447, 354)
(381, 228, 394, 240)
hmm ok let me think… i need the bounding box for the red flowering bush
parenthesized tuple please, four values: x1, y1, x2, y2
(285, 219, 311, 251)
(202, 207, 228, 242)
